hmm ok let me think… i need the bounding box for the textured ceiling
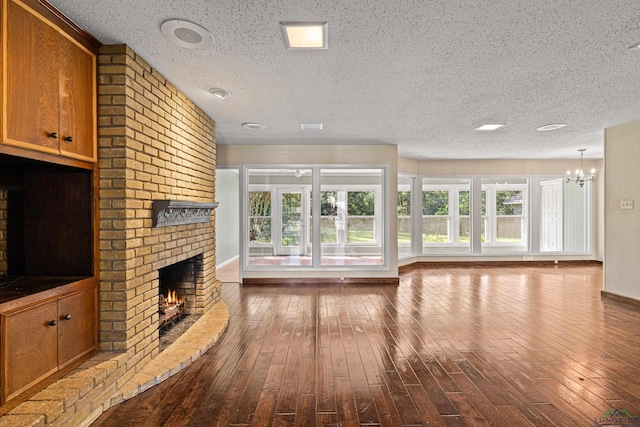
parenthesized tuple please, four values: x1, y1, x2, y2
(48, 0, 640, 159)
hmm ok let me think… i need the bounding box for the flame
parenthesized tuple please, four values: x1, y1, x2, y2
(166, 289, 178, 304)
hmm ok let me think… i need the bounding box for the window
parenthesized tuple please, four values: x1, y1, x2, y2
(422, 190, 450, 243)
(245, 167, 385, 269)
(460, 189, 487, 243)
(397, 176, 413, 256)
(422, 178, 471, 254)
(247, 168, 311, 265)
(249, 191, 272, 244)
(495, 190, 524, 242)
(281, 192, 302, 247)
(313, 189, 379, 246)
(319, 191, 339, 243)
(399, 175, 593, 260)
(320, 169, 383, 266)
(347, 191, 376, 243)
(481, 178, 528, 253)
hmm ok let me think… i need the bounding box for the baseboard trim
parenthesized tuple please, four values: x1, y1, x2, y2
(399, 259, 602, 273)
(601, 290, 640, 308)
(216, 255, 239, 270)
(242, 277, 400, 286)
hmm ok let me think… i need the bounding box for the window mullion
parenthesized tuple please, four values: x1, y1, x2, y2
(471, 178, 482, 254)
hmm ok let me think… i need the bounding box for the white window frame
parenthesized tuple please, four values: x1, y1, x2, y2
(421, 184, 470, 247)
(313, 185, 381, 247)
(248, 186, 274, 247)
(402, 175, 594, 260)
(482, 183, 528, 247)
(397, 177, 414, 256)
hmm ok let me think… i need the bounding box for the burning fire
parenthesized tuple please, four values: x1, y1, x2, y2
(166, 289, 179, 304)
(160, 289, 185, 308)
(159, 289, 187, 328)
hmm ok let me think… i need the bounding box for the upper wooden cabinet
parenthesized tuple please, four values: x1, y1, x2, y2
(2, 0, 97, 163)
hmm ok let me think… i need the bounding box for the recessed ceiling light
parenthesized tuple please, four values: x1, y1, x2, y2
(209, 88, 231, 100)
(161, 19, 214, 50)
(627, 42, 640, 50)
(242, 122, 267, 130)
(475, 124, 505, 131)
(300, 123, 323, 130)
(280, 22, 328, 49)
(536, 123, 566, 132)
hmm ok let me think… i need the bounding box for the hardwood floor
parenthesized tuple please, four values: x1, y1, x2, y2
(92, 263, 640, 426)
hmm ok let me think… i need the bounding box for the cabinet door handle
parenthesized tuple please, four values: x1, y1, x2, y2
(49, 132, 58, 139)
(63, 314, 72, 320)
(48, 320, 58, 326)
(64, 136, 74, 143)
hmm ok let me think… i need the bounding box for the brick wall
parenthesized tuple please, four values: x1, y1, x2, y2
(97, 44, 220, 379)
(0, 190, 6, 274)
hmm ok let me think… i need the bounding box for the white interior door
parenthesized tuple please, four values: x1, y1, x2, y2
(541, 180, 563, 252)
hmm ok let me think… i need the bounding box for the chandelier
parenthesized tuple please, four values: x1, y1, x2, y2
(566, 149, 595, 187)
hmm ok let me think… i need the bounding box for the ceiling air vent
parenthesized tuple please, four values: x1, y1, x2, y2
(300, 123, 323, 130)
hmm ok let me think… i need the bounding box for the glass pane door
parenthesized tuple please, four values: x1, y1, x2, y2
(278, 190, 304, 255)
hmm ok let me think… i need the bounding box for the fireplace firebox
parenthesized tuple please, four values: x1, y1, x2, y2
(158, 254, 203, 332)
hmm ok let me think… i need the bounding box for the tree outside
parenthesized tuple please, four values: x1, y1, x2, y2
(249, 191, 271, 243)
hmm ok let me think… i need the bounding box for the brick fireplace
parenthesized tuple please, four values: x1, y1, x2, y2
(97, 44, 221, 382)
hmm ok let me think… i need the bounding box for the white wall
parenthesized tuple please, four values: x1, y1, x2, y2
(410, 158, 600, 176)
(604, 119, 640, 300)
(215, 169, 240, 267)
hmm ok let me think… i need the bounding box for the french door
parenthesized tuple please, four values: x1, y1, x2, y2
(276, 189, 306, 255)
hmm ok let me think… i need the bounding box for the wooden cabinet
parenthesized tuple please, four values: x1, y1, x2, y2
(57, 287, 98, 367)
(2, 0, 97, 163)
(1, 300, 58, 403)
(0, 284, 98, 403)
(0, 0, 100, 407)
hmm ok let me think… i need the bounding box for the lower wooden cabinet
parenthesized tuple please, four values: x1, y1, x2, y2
(2, 300, 58, 402)
(0, 284, 98, 403)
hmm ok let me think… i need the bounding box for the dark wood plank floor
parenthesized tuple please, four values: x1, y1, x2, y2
(92, 263, 640, 426)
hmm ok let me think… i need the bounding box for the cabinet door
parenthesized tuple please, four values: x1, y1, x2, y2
(2, 300, 58, 402)
(58, 34, 96, 162)
(4, 0, 60, 154)
(57, 286, 98, 367)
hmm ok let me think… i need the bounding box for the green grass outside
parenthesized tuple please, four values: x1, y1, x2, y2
(347, 230, 375, 243)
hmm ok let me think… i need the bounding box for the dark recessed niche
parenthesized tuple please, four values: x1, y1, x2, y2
(0, 154, 93, 295)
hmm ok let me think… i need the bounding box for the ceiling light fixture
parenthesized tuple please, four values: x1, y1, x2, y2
(627, 42, 640, 50)
(475, 124, 505, 131)
(566, 149, 595, 187)
(300, 123, 323, 130)
(161, 19, 214, 50)
(536, 123, 566, 131)
(280, 22, 328, 49)
(242, 122, 267, 130)
(209, 88, 231, 100)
